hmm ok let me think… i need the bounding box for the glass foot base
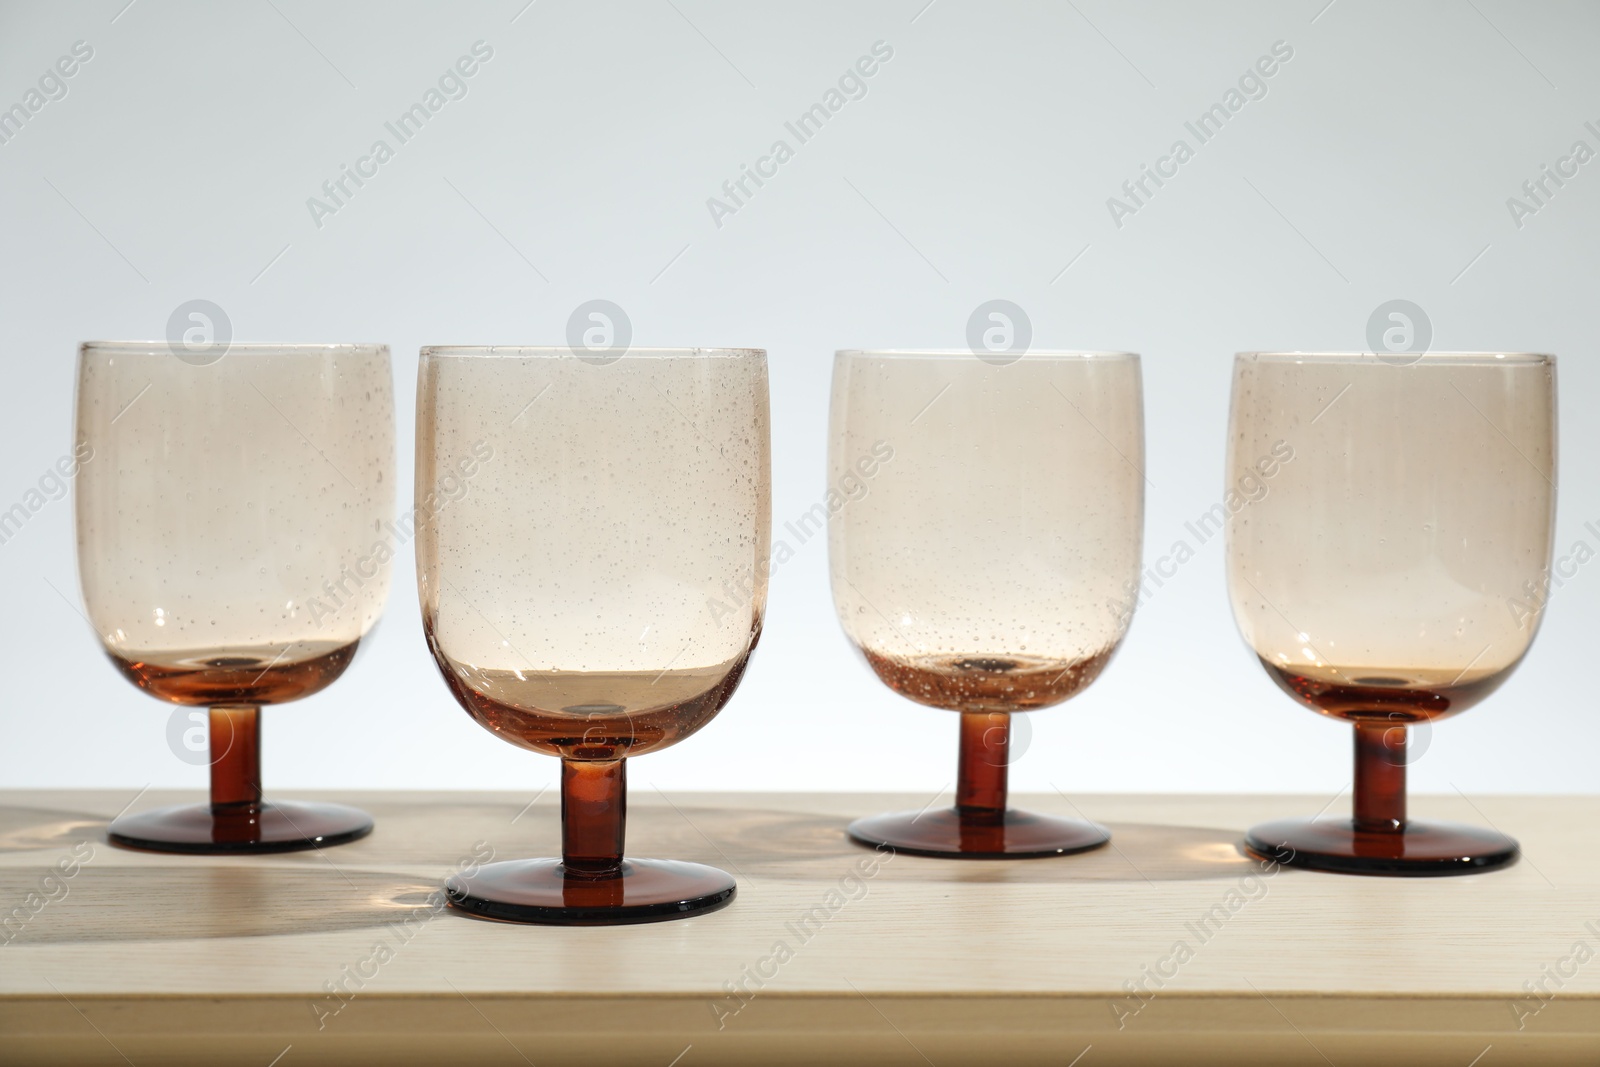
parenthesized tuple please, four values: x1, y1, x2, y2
(108, 800, 374, 855)
(847, 807, 1111, 859)
(446, 858, 736, 926)
(1244, 817, 1519, 876)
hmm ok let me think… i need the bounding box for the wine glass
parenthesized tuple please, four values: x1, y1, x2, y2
(416, 346, 769, 924)
(1229, 352, 1556, 875)
(75, 342, 394, 853)
(829, 350, 1144, 857)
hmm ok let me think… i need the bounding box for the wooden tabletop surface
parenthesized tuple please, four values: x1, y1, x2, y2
(1, 789, 1596, 1065)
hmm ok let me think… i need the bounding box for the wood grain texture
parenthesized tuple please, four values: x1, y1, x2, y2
(1, 790, 1597, 1065)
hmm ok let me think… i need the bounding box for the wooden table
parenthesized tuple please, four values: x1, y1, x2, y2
(2, 790, 1596, 1065)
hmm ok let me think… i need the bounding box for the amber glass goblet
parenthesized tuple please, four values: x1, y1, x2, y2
(1230, 352, 1556, 875)
(417, 346, 769, 924)
(75, 342, 394, 853)
(830, 350, 1143, 858)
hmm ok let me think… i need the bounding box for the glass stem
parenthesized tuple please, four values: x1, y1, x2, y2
(956, 711, 1008, 821)
(209, 705, 262, 814)
(561, 758, 626, 877)
(1353, 721, 1406, 833)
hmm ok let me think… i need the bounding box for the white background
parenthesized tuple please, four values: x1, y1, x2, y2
(1, 0, 1596, 800)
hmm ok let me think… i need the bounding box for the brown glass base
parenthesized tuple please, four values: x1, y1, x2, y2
(1244, 817, 1519, 877)
(108, 800, 374, 855)
(445, 858, 736, 926)
(847, 807, 1111, 859)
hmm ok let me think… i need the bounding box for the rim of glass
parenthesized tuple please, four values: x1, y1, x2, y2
(420, 345, 764, 358)
(80, 341, 387, 354)
(1237, 351, 1553, 364)
(835, 348, 1137, 360)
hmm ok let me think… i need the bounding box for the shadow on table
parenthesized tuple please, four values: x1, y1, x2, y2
(0, 864, 445, 944)
(635, 808, 1259, 884)
(0, 801, 1261, 921)
(0, 806, 109, 853)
